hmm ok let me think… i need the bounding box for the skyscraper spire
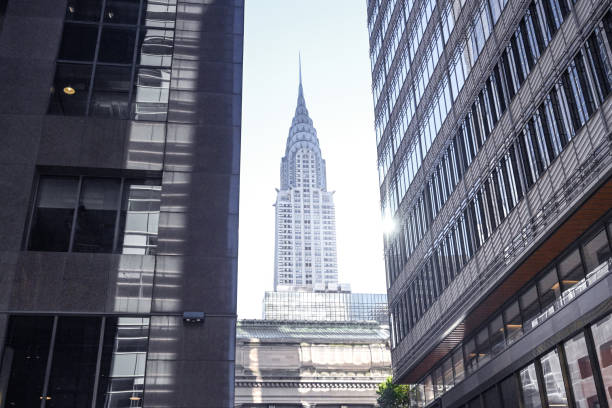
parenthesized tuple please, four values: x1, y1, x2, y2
(299, 52, 302, 86)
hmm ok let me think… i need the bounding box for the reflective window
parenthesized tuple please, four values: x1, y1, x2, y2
(96, 317, 149, 407)
(442, 357, 454, 390)
(468, 396, 482, 408)
(537, 268, 560, 311)
(476, 327, 491, 366)
(520, 363, 542, 408)
(0, 315, 150, 408)
(29, 176, 79, 252)
(489, 314, 505, 355)
(582, 229, 611, 275)
(465, 338, 478, 374)
(424, 374, 434, 403)
(520, 286, 540, 331)
(591, 313, 612, 405)
(540, 349, 569, 408)
(1, 316, 54, 407)
(453, 347, 465, 382)
(558, 248, 584, 292)
(50, 0, 175, 119)
(73, 178, 121, 253)
(564, 332, 601, 408)
(28, 174, 161, 254)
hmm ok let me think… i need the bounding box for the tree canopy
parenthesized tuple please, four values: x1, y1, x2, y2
(376, 377, 411, 408)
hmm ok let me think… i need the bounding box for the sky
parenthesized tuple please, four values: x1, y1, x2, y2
(237, 0, 387, 319)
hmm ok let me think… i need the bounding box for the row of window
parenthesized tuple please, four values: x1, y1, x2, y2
(388, 18, 612, 342)
(27, 174, 161, 254)
(49, 0, 176, 120)
(374, 0, 465, 147)
(413, 310, 612, 408)
(1, 315, 149, 408)
(411, 215, 612, 406)
(384, 0, 610, 282)
(377, 0, 510, 188)
(379, 0, 573, 193)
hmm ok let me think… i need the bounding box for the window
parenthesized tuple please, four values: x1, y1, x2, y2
(520, 363, 543, 408)
(49, 0, 176, 120)
(520, 285, 540, 331)
(489, 314, 505, 355)
(500, 374, 521, 408)
(27, 174, 161, 254)
(483, 386, 502, 407)
(0, 315, 149, 408)
(504, 300, 523, 344)
(540, 349, 569, 407)
(537, 268, 560, 311)
(453, 346, 465, 382)
(558, 248, 584, 292)
(582, 229, 611, 275)
(564, 332, 601, 407)
(591, 313, 612, 405)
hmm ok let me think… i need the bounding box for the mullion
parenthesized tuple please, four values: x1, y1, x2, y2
(89, 317, 106, 408)
(585, 325, 611, 408)
(40, 316, 58, 408)
(85, 0, 107, 116)
(67, 176, 84, 252)
(112, 178, 125, 253)
(128, 0, 146, 118)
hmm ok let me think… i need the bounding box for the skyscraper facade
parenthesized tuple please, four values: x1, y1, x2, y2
(0, 0, 243, 407)
(274, 70, 339, 291)
(367, 0, 612, 406)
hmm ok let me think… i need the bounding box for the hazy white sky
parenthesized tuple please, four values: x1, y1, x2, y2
(237, 0, 387, 319)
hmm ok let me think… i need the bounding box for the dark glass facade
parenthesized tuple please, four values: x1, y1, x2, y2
(368, 0, 612, 405)
(0, 0, 243, 406)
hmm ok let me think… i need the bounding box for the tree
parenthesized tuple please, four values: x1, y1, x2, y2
(376, 377, 412, 408)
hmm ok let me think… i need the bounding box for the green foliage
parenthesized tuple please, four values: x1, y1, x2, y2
(376, 377, 412, 408)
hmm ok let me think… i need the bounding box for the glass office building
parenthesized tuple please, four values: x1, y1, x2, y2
(0, 0, 243, 407)
(262, 291, 388, 323)
(367, 0, 612, 406)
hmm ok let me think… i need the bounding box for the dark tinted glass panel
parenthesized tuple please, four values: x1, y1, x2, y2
(582, 229, 611, 274)
(500, 374, 521, 408)
(66, 0, 103, 21)
(564, 332, 600, 407)
(476, 327, 490, 365)
(442, 357, 454, 390)
(0, 0, 7, 33)
(591, 313, 612, 405)
(520, 286, 540, 330)
(117, 180, 161, 254)
(49, 63, 93, 116)
(90, 65, 132, 118)
(73, 178, 121, 253)
(1, 316, 54, 408)
(465, 338, 477, 374)
(29, 176, 79, 251)
(47, 317, 101, 407)
(452, 347, 465, 382)
(537, 268, 560, 310)
(483, 386, 501, 407)
(424, 374, 434, 403)
(97, 317, 149, 407)
(468, 397, 482, 408)
(558, 248, 584, 292)
(104, 0, 141, 24)
(489, 314, 505, 355)
(520, 363, 542, 408)
(433, 366, 444, 398)
(98, 26, 136, 63)
(540, 349, 569, 408)
(504, 300, 523, 344)
(58, 23, 98, 61)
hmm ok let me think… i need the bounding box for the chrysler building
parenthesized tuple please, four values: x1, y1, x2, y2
(273, 65, 338, 291)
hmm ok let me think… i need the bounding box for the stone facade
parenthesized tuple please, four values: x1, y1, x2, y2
(234, 320, 392, 407)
